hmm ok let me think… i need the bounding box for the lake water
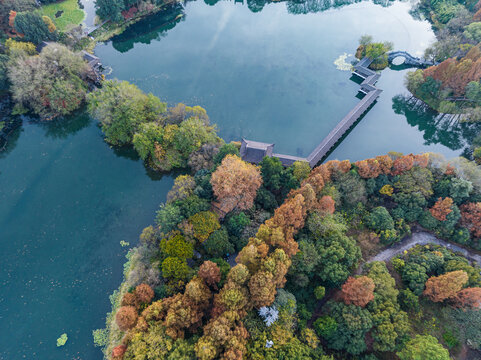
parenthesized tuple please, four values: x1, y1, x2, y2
(1, 0, 480, 359)
(96, 0, 478, 160)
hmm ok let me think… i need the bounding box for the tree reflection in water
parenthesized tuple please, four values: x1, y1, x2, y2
(392, 94, 481, 157)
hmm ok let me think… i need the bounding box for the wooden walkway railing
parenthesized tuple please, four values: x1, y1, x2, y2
(240, 57, 382, 167)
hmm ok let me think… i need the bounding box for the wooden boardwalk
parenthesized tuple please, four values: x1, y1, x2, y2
(240, 57, 382, 167)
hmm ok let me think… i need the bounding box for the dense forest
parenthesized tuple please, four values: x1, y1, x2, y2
(93, 107, 481, 359)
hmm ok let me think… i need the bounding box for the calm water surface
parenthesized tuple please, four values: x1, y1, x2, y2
(1, 1, 480, 359)
(0, 116, 173, 359)
(96, 0, 478, 160)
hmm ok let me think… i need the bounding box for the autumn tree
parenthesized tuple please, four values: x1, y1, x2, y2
(429, 197, 453, 221)
(341, 276, 375, 307)
(121, 292, 138, 308)
(111, 345, 126, 360)
(9, 43, 88, 119)
(460, 202, 481, 238)
(355, 158, 381, 178)
(211, 155, 262, 214)
(248, 270, 276, 308)
(135, 284, 154, 304)
(317, 195, 335, 214)
(198, 261, 221, 289)
(166, 175, 196, 203)
(116, 306, 138, 331)
(391, 154, 414, 175)
(423, 270, 469, 302)
(453, 287, 481, 309)
(188, 211, 220, 243)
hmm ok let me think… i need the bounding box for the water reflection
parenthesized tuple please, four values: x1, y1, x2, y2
(110, 0, 396, 51)
(392, 94, 481, 155)
(36, 111, 92, 139)
(111, 3, 185, 52)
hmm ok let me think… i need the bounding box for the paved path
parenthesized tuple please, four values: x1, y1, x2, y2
(366, 231, 481, 267)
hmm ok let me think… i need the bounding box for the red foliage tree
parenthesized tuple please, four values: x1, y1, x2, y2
(8, 10, 16, 29)
(135, 283, 154, 304)
(112, 345, 127, 359)
(198, 261, 221, 289)
(453, 287, 481, 309)
(460, 202, 481, 238)
(423, 270, 469, 302)
(392, 154, 414, 175)
(115, 306, 138, 331)
(430, 197, 454, 221)
(341, 276, 375, 307)
(375, 155, 393, 175)
(355, 158, 381, 178)
(121, 292, 138, 308)
(318, 195, 335, 214)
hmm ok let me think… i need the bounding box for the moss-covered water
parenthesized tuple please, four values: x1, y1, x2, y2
(1, 1, 480, 359)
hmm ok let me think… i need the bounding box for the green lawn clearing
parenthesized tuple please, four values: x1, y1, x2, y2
(41, 0, 85, 32)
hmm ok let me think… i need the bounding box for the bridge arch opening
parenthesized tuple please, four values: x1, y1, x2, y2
(390, 56, 406, 66)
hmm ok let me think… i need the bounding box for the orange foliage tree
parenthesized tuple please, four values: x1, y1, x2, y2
(121, 292, 139, 308)
(355, 158, 381, 178)
(211, 155, 262, 215)
(460, 202, 481, 238)
(341, 276, 375, 307)
(112, 345, 127, 360)
(135, 284, 154, 304)
(198, 261, 221, 289)
(392, 154, 414, 175)
(423, 270, 469, 302)
(318, 195, 335, 214)
(429, 197, 454, 221)
(116, 306, 138, 331)
(424, 47, 481, 96)
(453, 287, 481, 309)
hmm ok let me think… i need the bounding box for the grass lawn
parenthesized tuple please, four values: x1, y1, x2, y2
(41, 0, 85, 32)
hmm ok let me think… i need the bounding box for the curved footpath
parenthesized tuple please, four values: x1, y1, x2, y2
(366, 231, 481, 267)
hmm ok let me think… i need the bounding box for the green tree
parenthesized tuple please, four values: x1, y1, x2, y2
(213, 143, 239, 165)
(313, 315, 337, 338)
(464, 22, 481, 43)
(160, 234, 194, 260)
(397, 335, 450, 360)
(156, 203, 183, 234)
(188, 211, 220, 243)
(203, 227, 234, 258)
(366, 206, 394, 232)
(324, 301, 373, 355)
(161, 257, 190, 281)
(88, 80, 166, 145)
(226, 212, 250, 237)
(14, 11, 57, 44)
(292, 161, 311, 182)
(95, 0, 124, 22)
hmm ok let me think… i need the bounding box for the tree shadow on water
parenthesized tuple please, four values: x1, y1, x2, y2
(110, 4, 185, 53)
(35, 111, 92, 139)
(392, 94, 481, 153)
